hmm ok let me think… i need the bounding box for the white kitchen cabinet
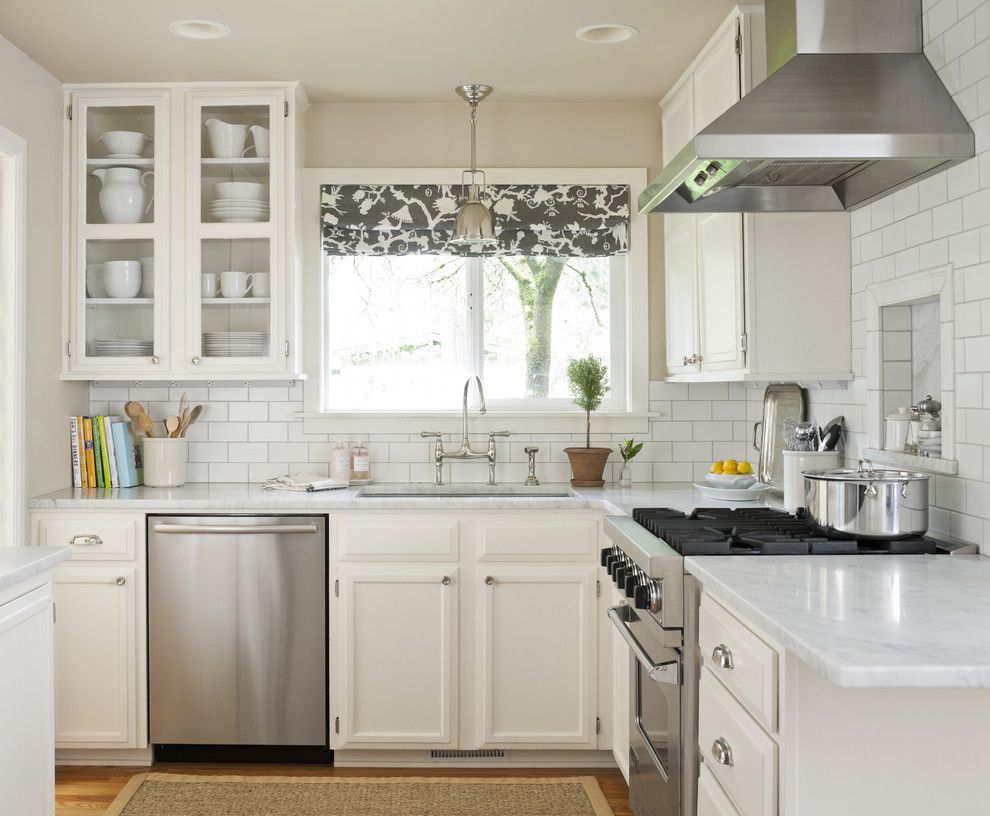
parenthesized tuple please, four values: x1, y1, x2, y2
(0, 581, 56, 816)
(53, 565, 141, 747)
(658, 7, 851, 382)
(698, 763, 743, 816)
(476, 565, 598, 747)
(333, 565, 458, 748)
(608, 583, 630, 782)
(62, 82, 307, 380)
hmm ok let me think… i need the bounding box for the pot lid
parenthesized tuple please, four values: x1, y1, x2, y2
(803, 468, 929, 482)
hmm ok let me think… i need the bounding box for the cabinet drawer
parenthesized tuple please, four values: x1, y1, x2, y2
(33, 513, 140, 561)
(699, 596, 778, 732)
(476, 517, 599, 561)
(699, 763, 743, 816)
(336, 516, 458, 561)
(698, 668, 777, 816)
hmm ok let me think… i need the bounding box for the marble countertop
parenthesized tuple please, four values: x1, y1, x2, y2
(27, 481, 740, 515)
(0, 547, 71, 592)
(687, 554, 990, 688)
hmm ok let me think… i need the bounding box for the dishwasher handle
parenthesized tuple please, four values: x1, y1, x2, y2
(152, 522, 320, 536)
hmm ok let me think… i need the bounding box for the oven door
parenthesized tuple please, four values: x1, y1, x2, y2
(609, 604, 682, 816)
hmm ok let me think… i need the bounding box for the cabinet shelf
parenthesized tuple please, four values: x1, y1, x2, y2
(86, 298, 154, 307)
(201, 157, 269, 167)
(196, 222, 272, 240)
(202, 298, 271, 306)
(87, 157, 154, 169)
(81, 224, 156, 241)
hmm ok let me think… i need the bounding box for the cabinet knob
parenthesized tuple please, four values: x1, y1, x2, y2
(441, 576, 451, 585)
(712, 644, 734, 670)
(191, 356, 201, 365)
(484, 576, 495, 586)
(151, 355, 160, 365)
(711, 737, 733, 766)
(114, 576, 126, 587)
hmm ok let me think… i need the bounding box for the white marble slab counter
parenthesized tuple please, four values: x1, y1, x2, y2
(0, 547, 71, 592)
(28, 481, 754, 515)
(686, 553, 990, 688)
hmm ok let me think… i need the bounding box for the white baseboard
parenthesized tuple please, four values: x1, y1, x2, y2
(332, 749, 617, 768)
(56, 748, 153, 766)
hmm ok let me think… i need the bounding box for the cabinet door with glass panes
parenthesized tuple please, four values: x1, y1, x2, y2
(185, 91, 286, 373)
(68, 92, 169, 374)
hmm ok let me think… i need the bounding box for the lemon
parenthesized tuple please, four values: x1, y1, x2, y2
(723, 459, 738, 472)
(738, 461, 753, 475)
(710, 460, 724, 474)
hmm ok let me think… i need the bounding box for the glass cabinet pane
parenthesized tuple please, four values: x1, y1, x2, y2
(84, 106, 156, 226)
(200, 104, 271, 224)
(200, 239, 271, 359)
(84, 239, 155, 358)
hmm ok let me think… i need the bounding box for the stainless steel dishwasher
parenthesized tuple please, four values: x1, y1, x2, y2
(148, 515, 328, 762)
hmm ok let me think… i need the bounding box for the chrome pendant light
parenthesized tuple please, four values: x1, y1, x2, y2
(451, 84, 497, 247)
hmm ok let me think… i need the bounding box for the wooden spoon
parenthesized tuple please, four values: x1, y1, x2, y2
(178, 392, 188, 418)
(124, 401, 145, 421)
(179, 404, 203, 437)
(136, 413, 156, 438)
(164, 416, 180, 437)
(129, 418, 146, 438)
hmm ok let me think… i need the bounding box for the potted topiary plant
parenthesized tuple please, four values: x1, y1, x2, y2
(564, 355, 612, 487)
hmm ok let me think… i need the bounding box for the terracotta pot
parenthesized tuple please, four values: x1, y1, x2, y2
(564, 447, 611, 488)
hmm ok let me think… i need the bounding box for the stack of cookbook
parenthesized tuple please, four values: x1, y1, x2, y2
(68, 415, 143, 488)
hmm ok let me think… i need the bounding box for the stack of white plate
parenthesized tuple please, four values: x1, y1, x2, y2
(209, 198, 270, 223)
(203, 331, 269, 357)
(91, 339, 154, 357)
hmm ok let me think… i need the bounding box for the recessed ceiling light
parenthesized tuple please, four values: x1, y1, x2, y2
(575, 24, 639, 44)
(168, 19, 232, 40)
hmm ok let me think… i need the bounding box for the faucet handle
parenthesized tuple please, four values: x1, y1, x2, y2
(489, 431, 511, 438)
(420, 431, 443, 439)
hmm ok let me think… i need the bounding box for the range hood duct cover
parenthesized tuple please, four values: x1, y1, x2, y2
(640, 0, 975, 214)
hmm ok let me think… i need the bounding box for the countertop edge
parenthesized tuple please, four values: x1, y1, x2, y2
(0, 547, 72, 593)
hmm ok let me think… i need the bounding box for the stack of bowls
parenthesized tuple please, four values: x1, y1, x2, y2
(210, 181, 269, 222)
(103, 260, 142, 299)
(139, 256, 155, 297)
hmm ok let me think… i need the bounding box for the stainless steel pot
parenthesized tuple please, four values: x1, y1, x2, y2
(804, 461, 930, 538)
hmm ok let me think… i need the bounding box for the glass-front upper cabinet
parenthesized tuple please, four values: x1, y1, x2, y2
(186, 92, 284, 372)
(70, 92, 169, 373)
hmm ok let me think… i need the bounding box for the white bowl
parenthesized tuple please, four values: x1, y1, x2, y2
(86, 264, 107, 298)
(100, 130, 148, 157)
(706, 472, 757, 488)
(103, 261, 142, 298)
(214, 181, 267, 201)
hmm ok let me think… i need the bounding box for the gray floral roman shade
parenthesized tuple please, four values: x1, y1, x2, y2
(321, 184, 629, 257)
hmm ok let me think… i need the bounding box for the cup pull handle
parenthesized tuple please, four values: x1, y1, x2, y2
(712, 644, 734, 670)
(712, 737, 733, 766)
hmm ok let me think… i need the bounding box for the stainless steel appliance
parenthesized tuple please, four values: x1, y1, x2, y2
(604, 506, 974, 816)
(804, 462, 930, 538)
(148, 515, 329, 762)
(639, 0, 975, 214)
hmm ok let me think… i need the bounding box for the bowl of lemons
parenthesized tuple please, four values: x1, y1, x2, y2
(706, 459, 757, 488)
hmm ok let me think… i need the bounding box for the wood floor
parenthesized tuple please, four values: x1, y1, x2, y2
(55, 764, 632, 815)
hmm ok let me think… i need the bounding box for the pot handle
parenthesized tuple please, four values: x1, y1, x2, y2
(900, 481, 910, 499)
(865, 481, 878, 498)
(752, 421, 763, 451)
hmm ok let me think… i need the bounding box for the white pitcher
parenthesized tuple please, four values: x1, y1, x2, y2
(247, 125, 270, 158)
(205, 119, 248, 158)
(90, 167, 154, 224)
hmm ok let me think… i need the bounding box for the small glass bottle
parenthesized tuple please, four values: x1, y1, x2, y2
(350, 444, 371, 482)
(619, 462, 633, 488)
(330, 442, 351, 482)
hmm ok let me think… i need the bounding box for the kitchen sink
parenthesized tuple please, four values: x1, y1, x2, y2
(358, 484, 572, 498)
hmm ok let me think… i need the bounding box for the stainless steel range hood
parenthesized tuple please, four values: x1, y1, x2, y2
(639, 0, 975, 214)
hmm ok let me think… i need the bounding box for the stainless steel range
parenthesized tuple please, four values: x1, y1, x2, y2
(604, 506, 974, 816)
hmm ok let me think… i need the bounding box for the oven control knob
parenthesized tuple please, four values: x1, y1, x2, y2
(646, 581, 663, 615)
(624, 570, 641, 598)
(614, 565, 630, 587)
(600, 547, 614, 567)
(633, 583, 649, 610)
(605, 553, 620, 574)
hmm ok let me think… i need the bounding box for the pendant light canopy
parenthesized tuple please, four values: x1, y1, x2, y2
(451, 84, 497, 247)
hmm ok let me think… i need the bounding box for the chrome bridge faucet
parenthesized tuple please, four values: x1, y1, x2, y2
(421, 375, 510, 486)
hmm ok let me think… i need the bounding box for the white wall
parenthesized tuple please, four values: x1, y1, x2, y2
(0, 34, 87, 500)
(795, 0, 990, 551)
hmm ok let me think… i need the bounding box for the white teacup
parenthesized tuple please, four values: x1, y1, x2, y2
(220, 270, 254, 299)
(103, 260, 142, 299)
(252, 273, 271, 298)
(86, 263, 107, 298)
(201, 273, 219, 298)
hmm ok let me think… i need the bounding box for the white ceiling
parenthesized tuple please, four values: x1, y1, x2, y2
(0, 0, 751, 102)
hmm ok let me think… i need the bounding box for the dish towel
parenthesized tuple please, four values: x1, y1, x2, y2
(262, 472, 349, 492)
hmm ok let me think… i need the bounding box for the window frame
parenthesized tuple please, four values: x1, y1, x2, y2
(301, 168, 651, 435)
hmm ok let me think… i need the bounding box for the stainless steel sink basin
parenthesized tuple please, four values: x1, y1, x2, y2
(358, 484, 572, 498)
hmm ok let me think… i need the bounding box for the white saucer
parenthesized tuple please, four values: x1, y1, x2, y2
(693, 482, 772, 502)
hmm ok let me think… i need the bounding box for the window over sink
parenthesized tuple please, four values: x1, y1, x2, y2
(305, 171, 649, 421)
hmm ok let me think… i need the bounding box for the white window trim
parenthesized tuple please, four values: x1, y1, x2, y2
(301, 167, 650, 435)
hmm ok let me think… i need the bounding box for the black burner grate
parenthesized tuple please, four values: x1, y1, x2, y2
(631, 507, 938, 556)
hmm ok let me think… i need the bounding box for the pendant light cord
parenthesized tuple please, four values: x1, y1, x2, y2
(469, 101, 478, 175)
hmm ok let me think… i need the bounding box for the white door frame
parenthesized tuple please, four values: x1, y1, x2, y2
(0, 124, 27, 549)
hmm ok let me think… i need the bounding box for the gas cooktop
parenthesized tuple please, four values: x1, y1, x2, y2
(632, 507, 942, 556)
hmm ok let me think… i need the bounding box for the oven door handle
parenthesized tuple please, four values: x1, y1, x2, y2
(608, 605, 681, 686)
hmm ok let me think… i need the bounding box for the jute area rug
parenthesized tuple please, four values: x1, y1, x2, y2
(105, 773, 616, 816)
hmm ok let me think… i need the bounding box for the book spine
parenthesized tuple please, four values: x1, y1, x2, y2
(82, 417, 96, 488)
(104, 416, 120, 488)
(92, 417, 105, 489)
(69, 417, 82, 488)
(111, 422, 133, 487)
(98, 416, 112, 487)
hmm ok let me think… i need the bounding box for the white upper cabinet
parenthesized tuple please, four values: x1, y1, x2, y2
(658, 8, 851, 382)
(63, 82, 306, 380)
